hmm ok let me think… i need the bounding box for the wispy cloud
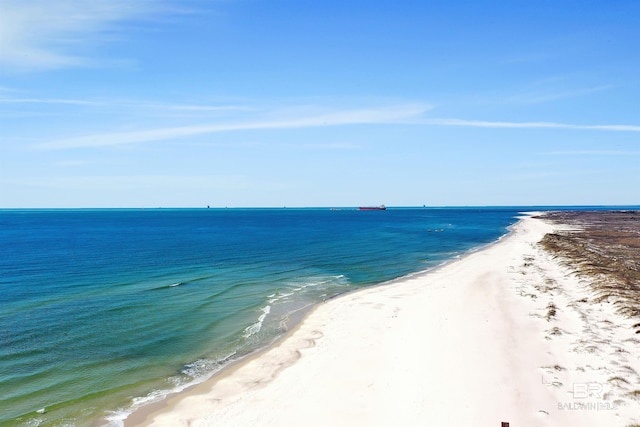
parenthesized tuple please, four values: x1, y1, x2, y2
(0, 96, 249, 114)
(33, 104, 430, 150)
(135, 102, 251, 112)
(0, 95, 252, 123)
(0, 0, 165, 72)
(0, 97, 104, 106)
(422, 118, 640, 132)
(28, 105, 640, 150)
(11, 174, 254, 191)
(542, 150, 640, 156)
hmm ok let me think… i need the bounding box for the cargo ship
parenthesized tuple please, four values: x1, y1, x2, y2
(358, 205, 386, 211)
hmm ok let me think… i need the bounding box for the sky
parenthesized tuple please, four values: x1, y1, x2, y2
(0, 0, 638, 208)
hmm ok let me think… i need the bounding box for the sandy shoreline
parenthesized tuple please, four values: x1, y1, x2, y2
(126, 213, 640, 427)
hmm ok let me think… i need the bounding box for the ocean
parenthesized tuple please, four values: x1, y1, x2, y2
(1, 207, 526, 426)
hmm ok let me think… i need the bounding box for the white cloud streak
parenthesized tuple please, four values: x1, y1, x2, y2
(422, 118, 640, 132)
(0, 97, 104, 106)
(542, 150, 640, 156)
(23, 100, 640, 151)
(34, 104, 430, 150)
(11, 174, 254, 191)
(0, 0, 161, 71)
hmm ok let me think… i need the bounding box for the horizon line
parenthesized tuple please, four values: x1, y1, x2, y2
(1, 204, 638, 210)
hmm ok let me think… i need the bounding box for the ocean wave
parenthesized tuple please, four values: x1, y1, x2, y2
(180, 351, 237, 379)
(104, 351, 238, 427)
(242, 305, 271, 338)
(107, 288, 319, 425)
(266, 274, 349, 305)
(147, 281, 186, 291)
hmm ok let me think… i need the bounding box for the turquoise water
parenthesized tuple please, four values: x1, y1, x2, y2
(0, 207, 525, 426)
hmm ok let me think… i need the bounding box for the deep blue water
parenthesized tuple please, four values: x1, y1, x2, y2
(1, 206, 620, 426)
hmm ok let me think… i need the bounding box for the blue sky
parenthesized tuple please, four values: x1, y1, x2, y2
(1, 0, 638, 208)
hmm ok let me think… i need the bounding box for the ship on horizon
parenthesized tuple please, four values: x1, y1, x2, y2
(358, 205, 386, 211)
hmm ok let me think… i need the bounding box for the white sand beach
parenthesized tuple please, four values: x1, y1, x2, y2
(128, 214, 640, 427)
